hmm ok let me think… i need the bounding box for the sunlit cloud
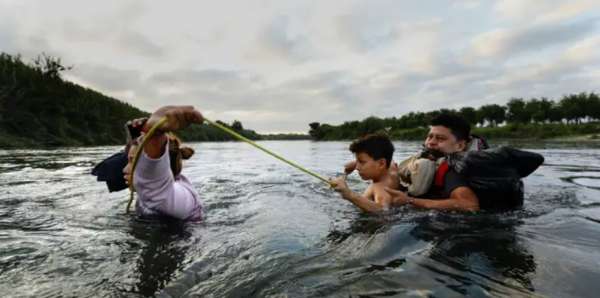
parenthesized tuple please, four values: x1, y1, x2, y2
(0, 0, 598, 132)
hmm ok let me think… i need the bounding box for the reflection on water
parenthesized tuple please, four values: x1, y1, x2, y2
(0, 141, 600, 297)
(126, 219, 194, 296)
(410, 214, 536, 296)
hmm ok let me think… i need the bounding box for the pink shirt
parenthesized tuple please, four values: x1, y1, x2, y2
(133, 143, 202, 221)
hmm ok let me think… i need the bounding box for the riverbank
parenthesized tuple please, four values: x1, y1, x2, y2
(308, 123, 594, 142)
(473, 122, 600, 140)
(2, 124, 598, 149)
(0, 53, 266, 149)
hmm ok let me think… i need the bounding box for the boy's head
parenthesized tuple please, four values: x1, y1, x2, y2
(349, 133, 394, 181)
(425, 113, 471, 154)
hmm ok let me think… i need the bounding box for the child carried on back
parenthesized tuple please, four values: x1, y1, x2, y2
(330, 133, 399, 213)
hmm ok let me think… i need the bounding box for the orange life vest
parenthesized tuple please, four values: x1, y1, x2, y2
(434, 160, 449, 188)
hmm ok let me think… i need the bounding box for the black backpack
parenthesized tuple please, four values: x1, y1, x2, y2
(446, 146, 544, 211)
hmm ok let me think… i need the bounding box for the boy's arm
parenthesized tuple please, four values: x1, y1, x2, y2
(344, 160, 357, 175)
(330, 176, 389, 213)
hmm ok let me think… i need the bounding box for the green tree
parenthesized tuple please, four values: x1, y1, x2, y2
(547, 102, 563, 123)
(585, 92, 600, 121)
(559, 93, 587, 124)
(232, 120, 243, 131)
(527, 98, 553, 123)
(478, 104, 505, 127)
(309, 122, 322, 139)
(506, 98, 531, 123)
(358, 116, 385, 135)
(459, 107, 477, 126)
(32, 53, 72, 80)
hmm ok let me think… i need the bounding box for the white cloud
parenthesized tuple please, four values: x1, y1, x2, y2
(494, 0, 600, 24)
(68, 64, 143, 92)
(254, 16, 315, 63)
(468, 18, 598, 62)
(564, 36, 600, 63)
(0, 1, 598, 133)
(452, 0, 481, 10)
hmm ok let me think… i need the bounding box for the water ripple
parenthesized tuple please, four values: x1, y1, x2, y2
(0, 142, 599, 297)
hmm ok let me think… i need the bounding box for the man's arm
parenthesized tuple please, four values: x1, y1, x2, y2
(330, 176, 389, 213)
(143, 134, 168, 158)
(386, 186, 480, 212)
(141, 106, 204, 158)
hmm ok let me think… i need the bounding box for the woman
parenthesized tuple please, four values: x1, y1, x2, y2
(122, 105, 204, 221)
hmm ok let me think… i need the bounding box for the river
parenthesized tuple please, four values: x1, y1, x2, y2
(1, 140, 599, 297)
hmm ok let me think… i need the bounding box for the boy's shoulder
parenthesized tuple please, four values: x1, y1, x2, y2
(370, 180, 387, 192)
(367, 180, 392, 203)
(372, 175, 397, 189)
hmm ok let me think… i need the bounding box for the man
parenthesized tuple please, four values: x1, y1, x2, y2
(385, 114, 480, 212)
(93, 105, 205, 221)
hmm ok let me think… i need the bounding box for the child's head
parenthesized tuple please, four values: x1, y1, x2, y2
(167, 134, 195, 176)
(349, 133, 394, 181)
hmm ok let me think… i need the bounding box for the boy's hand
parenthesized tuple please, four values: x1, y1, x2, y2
(329, 175, 350, 194)
(343, 160, 357, 175)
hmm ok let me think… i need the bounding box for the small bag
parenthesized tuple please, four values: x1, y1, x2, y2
(397, 155, 437, 196)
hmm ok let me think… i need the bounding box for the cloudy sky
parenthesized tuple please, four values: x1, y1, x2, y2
(1, 0, 599, 133)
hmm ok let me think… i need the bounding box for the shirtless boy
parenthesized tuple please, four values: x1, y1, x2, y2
(330, 133, 396, 213)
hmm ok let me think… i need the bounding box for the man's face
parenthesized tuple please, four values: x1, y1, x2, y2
(425, 126, 466, 154)
(122, 144, 137, 186)
(354, 152, 386, 181)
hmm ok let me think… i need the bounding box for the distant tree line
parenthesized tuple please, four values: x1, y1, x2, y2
(0, 53, 261, 148)
(309, 93, 600, 140)
(178, 120, 261, 142)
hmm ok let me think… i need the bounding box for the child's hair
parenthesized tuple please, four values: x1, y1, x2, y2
(349, 133, 395, 167)
(167, 133, 194, 177)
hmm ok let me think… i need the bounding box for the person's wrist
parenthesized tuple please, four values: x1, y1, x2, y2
(340, 188, 350, 196)
(341, 188, 353, 199)
(407, 196, 415, 205)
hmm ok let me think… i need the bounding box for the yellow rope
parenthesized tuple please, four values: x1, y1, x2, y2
(126, 116, 168, 213)
(126, 116, 334, 213)
(204, 118, 333, 186)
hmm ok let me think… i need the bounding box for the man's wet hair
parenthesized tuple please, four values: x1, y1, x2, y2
(349, 133, 395, 167)
(430, 113, 471, 141)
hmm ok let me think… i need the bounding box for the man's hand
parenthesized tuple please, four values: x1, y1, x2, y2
(384, 187, 411, 206)
(145, 106, 204, 132)
(343, 160, 356, 175)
